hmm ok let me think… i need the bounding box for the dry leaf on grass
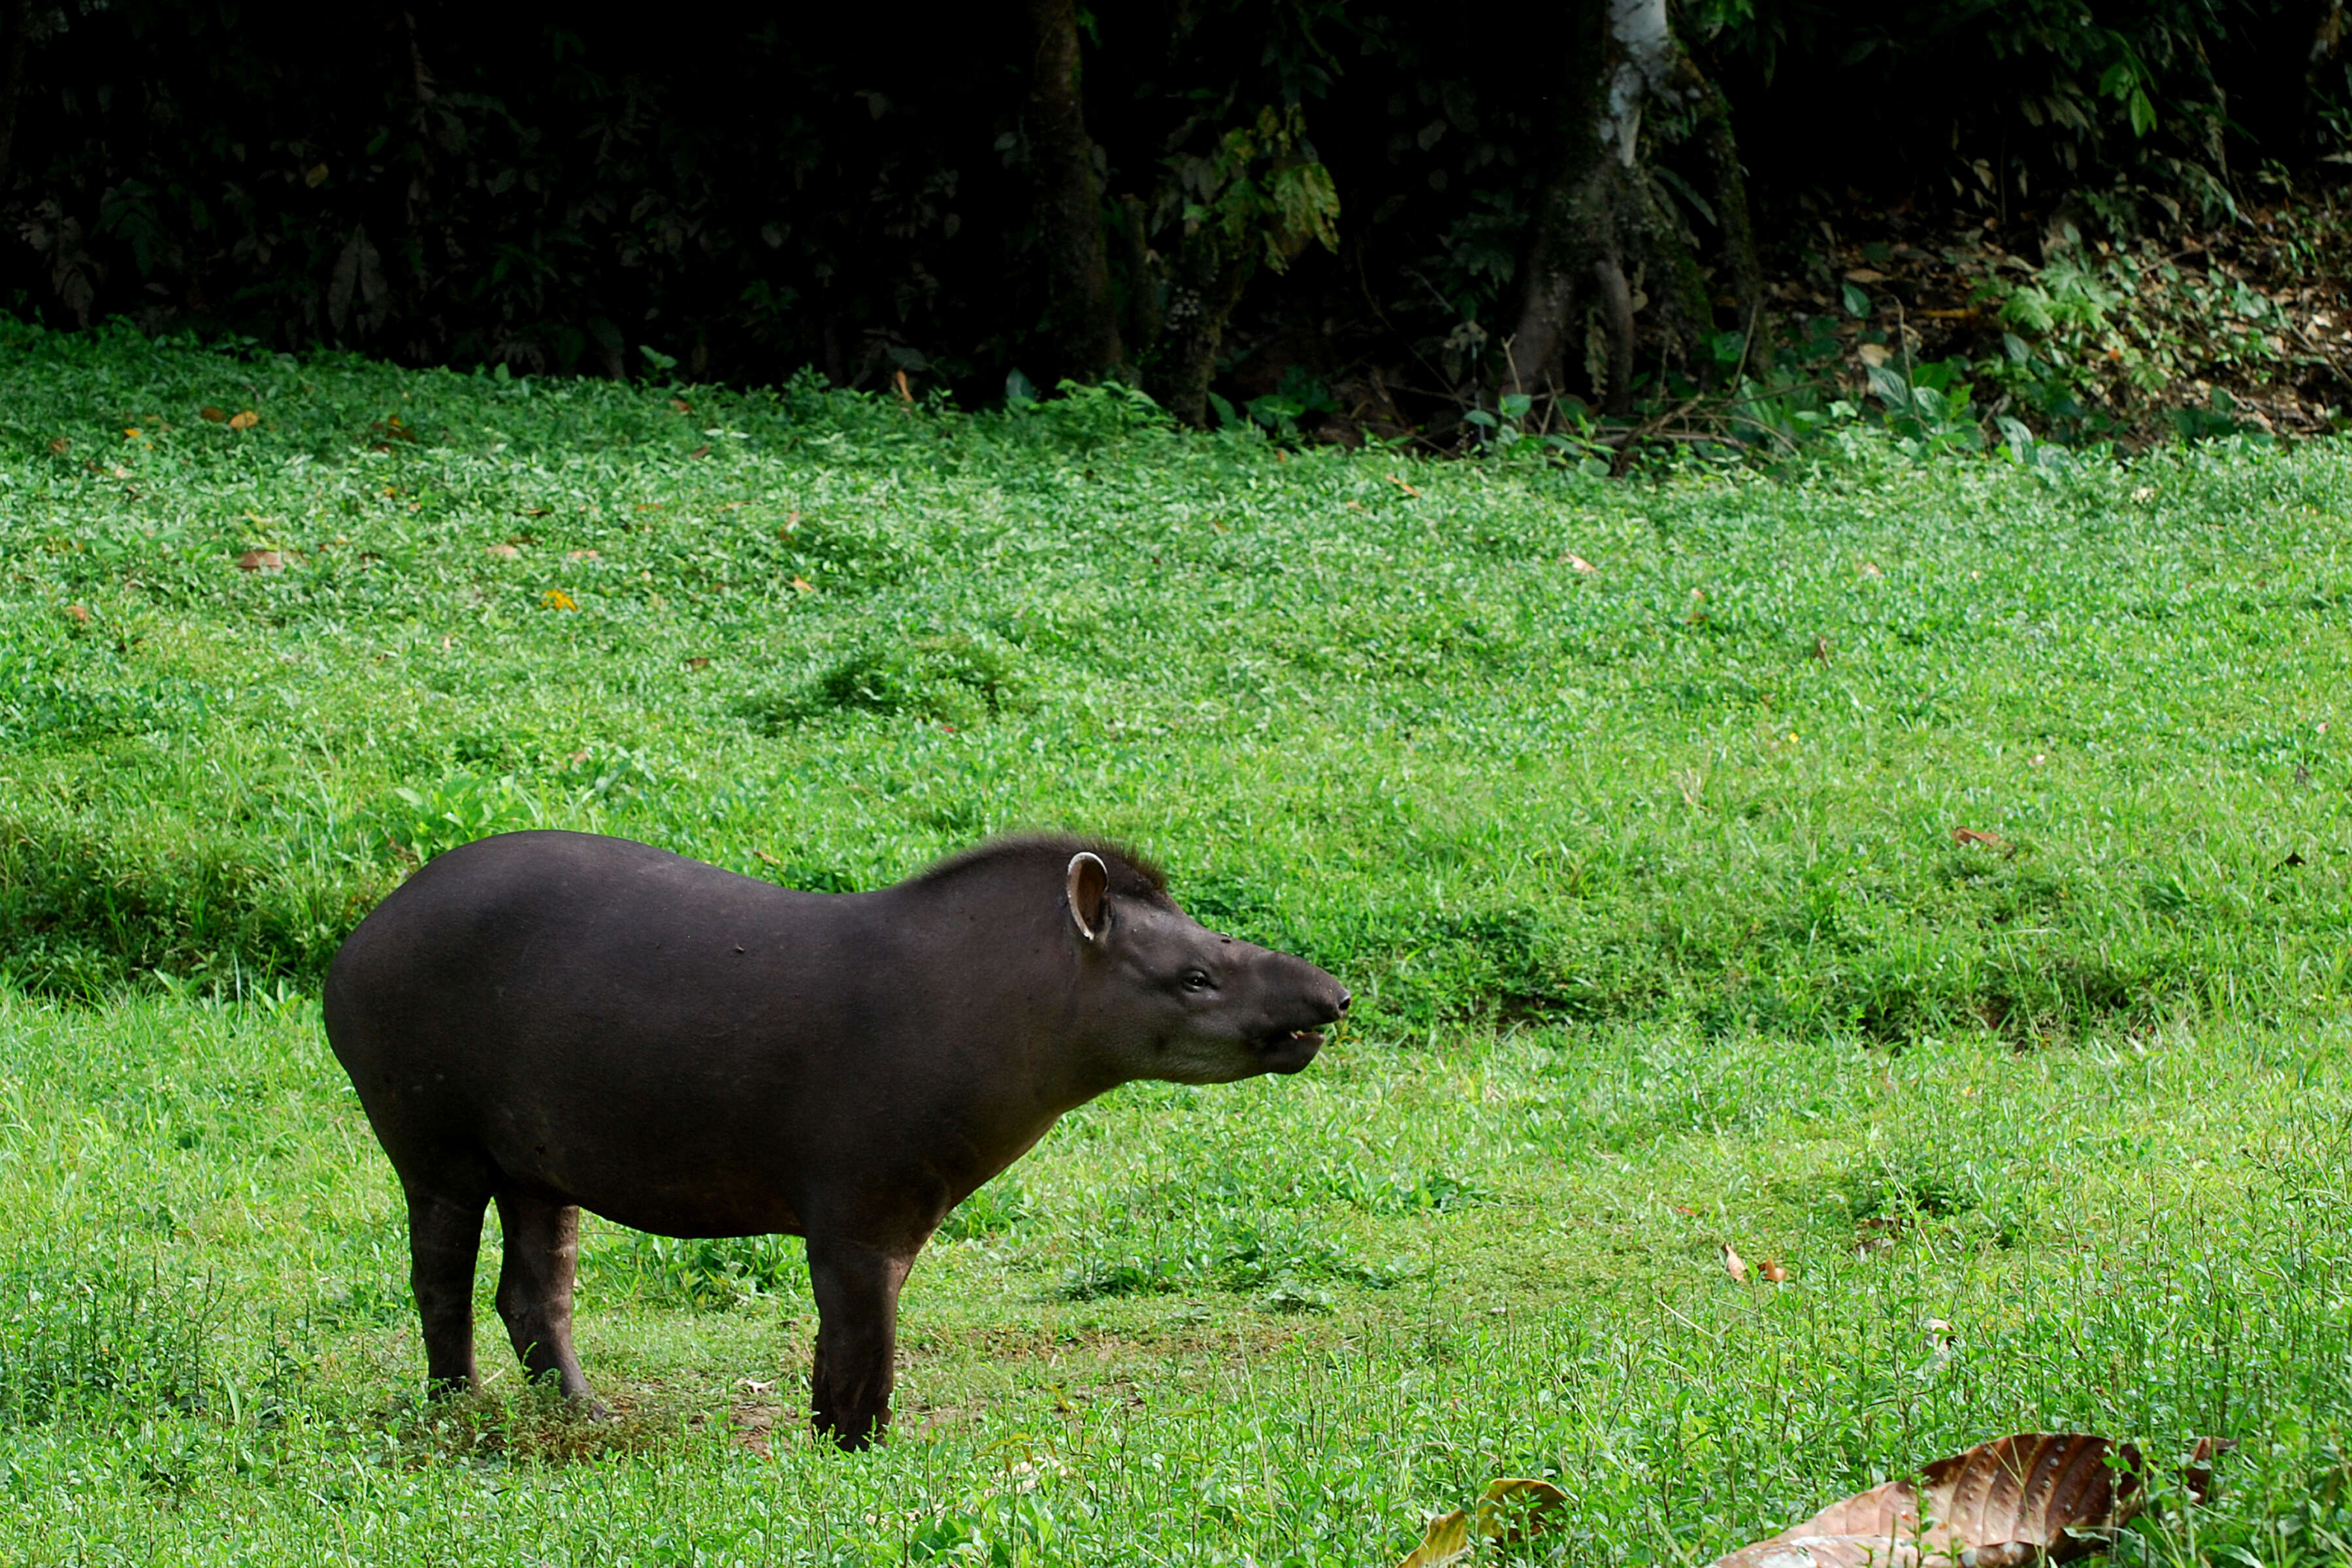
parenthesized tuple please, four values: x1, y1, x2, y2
(63, 604, 89, 623)
(235, 549, 285, 572)
(1566, 553, 1597, 574)
(1953, 826, 2006, 851)
(1705, 1433, 2217, 1568)
(1395, 1478, 1571, 1567)
(1472, 1478, 1569, 1544)
(228, 410, 259, 430)
(542, 589, 578, 610)
(1386, 473, 1422, 498)
(1397, 1509, 1470, 1568)
(1722, 1244, 1749, 1282)
(199, 406, 227, 423)
(1759, 1258, 1789, 1283)
(486, 542, 521, 559)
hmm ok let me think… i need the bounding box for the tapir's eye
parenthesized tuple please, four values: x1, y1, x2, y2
(1182, 969, 1213, 992)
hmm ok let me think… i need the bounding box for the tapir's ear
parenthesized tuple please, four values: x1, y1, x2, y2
(1066, 851, 1109, 944)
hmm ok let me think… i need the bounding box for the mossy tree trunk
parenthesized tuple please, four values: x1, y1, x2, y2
(1504, 0, 1758, 415)
(1022, 0, 1126, 384)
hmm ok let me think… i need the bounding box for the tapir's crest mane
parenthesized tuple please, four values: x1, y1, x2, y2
(914, 834, 1170, 901)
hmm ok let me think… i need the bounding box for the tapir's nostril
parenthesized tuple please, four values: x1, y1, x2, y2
(1335, 988, 1352, 1017)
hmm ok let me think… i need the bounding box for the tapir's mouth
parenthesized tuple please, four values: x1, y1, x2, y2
(1258, 1027, 1326, 1070)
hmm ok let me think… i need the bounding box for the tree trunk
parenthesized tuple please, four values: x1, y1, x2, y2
(1022, 0, 1124, 384)
(1505, 0, 1754, 414)
(1691, 72, 1764, 357)
(0, 0, 35, 189)
(1153, 233, 1253, 429)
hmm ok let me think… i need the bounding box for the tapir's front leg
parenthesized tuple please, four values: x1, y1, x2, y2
(806, 1236, 914, 1449)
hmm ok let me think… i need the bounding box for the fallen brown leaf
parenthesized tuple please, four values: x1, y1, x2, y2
(228, 410, 259, 431)
(542, 589, 578, 611)
(687, 444, 711, 459)
(753, 848, 783, 868)
(1704, 1433, 2202, 1568)
(63, 604, 90, 623)
(790, 576, 814, 593)
(1566, 553, 1597, 574)
(1473, 1478, 1570, 1545)
(1953, 826, 2006, 851)
(48, 436, 69, 454)
(1759, 1258, 1789, 1283)
(685, 656, 710, 670)
(893, 369, 913, 402)
(235, 549, 284, 572)
(1722, 1243, 1748, 1282)
(567, 549, 600, 561)
(1858, 559, 1884, 579)
(1396, 1509, 1470, 1568)
(487, 542, 521, 559)
(199, 406, 227, 423)
(1812, 635, 1831, 664)
(1385, 473, 1422, 498)
(1844, 267, 1889, 283)
(670, 398, 693, 414)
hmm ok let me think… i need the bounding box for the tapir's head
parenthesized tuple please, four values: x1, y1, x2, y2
(1061, 847, 1350, 1085)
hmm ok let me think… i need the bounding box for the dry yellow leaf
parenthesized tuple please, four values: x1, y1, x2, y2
(1473, 1478, 1570, 1544)
(1396, 1509, 1469, 1568)
(542, 589, 579, 611)
(228, 410, 259, 430)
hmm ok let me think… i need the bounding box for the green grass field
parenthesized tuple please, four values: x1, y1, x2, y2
(2, 322, 2350, 1563)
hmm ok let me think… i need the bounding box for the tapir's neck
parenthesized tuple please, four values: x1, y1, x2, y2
(861, 872, 1127, 1180)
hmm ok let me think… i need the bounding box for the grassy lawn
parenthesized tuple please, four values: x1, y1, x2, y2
(1, 322, 2349, 1563)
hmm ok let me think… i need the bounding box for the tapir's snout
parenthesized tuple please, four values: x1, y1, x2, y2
(1250, 953, 1348, 1074)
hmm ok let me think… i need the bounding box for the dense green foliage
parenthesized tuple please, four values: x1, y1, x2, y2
(4, 322, 2352, 1565)
(11, 0, 2352, 421)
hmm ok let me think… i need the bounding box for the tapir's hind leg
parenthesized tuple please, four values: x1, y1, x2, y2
(493, 1192, 600, 1409)
(405, 1180, 489, 1397)
(806, 1236, 913, 1450)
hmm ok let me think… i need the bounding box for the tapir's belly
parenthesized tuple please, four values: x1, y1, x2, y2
(327, 830, 993, 1245)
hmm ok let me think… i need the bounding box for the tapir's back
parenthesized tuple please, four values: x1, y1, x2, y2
(325, 830, 899, 1235)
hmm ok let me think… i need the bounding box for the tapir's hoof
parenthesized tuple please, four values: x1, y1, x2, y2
(813, 1413, 884, 1452)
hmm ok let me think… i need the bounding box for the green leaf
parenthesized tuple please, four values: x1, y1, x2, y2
(1842, 282, 1870, 318)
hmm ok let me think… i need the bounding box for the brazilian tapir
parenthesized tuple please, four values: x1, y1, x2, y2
(323, 830, 1348, 1448)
